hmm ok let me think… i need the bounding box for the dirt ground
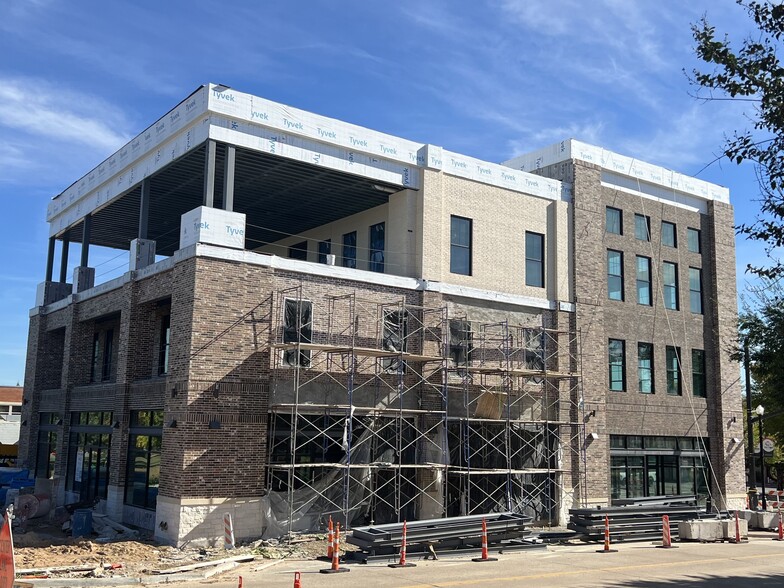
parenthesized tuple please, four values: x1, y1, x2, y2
(11, 516, 339, 581)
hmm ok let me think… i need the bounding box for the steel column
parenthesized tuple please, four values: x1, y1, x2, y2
(223, 144, 235, 211)
(203, 139, 216, 207)
(59, 237, 70, 283)
(45, 237, 55, 282)
(80, 214, 91, 267)
(139, 178, 150, 239)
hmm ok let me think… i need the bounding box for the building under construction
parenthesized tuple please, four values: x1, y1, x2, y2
(21, 84, 745, 546)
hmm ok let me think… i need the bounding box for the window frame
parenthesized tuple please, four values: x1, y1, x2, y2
(606, 207, 623, 235)
(525, 231, 545, 288)
(369, 222, 385, 273)
(638, 342, 654, 394)
(687, 228, 701, 253)
(692, 349, 706, 398)
(662, 261, 679, 310)
(608, 339, 626, 392)
(318, 239, 332, 264)
(689, 267, 703, 314)
(342, 231, 357, 268)
(666, 346, 682, 396)
(450, 215, 473, 276)
(635, 214, 651, 241)
(607, 250, 624, 301)
(661, 221, 677, 248)
(636, 255, 652, 306)
(101, 329, 114, 381)
(124, 410, 163, 511)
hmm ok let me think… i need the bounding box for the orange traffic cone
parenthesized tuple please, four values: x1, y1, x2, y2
(389, 520, 416, 568)
(655, 514, 678, 549)
(731, 510, 746, 544)
(319, 517, 334, 561)
(238, 576, 243, 588)
(596, 515, 618, 553)
(774, 507, 784, 541)
(472, 517, 498, 562)
(293, 571, 302, 588)
(320, 522, 350, 574)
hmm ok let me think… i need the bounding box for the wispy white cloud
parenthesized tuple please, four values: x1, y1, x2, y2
(0, 77, 131, 152)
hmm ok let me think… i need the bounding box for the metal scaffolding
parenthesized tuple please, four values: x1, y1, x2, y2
(264, 286, 585, 536)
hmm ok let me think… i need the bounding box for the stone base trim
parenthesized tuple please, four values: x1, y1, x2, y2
(155, 495, 263, 547)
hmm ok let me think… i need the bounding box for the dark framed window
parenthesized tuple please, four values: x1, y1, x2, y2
(610, 435, 710, 503)
(525, 232, 545, 288)
(289, 241, 307, 261)
(66, 411, 113, 501)
(607, 250, 624, 301)
(101, 329, 114, 381)
(666, 346, 682, 396)
(342, 232, 357, 268)
(687, 228, 701, 253)
(606, 207, 622, 235)
(636, 256, 651, 306)
(692, 349, 706, 398)
(662, 221, 677, 248)
(450, 216, 472, 275)
(158, 314, 171, 376)
(449, 319, 472, 367)
(125, 410, 163, 510)
(608, 339, 626, 391)
(36, 412, 59, 479)
(638, 343, 654, 394)
(689, 267, 703, 314)
(369, 222, 385, 272)
(635, 214, 650, 241)
(283, 299, 313, 367)
(318, 240, 332, 264)
(663, 262, 679, 310)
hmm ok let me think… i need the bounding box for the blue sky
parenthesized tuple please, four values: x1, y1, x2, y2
(0, 0, 768, 384)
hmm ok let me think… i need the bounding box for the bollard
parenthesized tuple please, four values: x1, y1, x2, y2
(596, 515, 618, 553)
(656, 515, 678, 549)
(472, 517, 498, 562)
(389, 520, 416, 568)
(293, 571, 302, 588)
(320, 522, 350, 573)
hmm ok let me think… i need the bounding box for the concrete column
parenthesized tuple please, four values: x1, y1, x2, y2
(223, 145, 235, 212)
(59, 237, 70, 283)
(203, 140, 216, 207)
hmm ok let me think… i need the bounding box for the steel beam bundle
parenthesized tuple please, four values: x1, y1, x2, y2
(568, 496, 700, 542)
(348, 512, 533, 557)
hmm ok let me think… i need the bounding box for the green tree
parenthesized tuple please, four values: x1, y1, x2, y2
(739, 283, 784, 489)
(692, 1, 784, 278)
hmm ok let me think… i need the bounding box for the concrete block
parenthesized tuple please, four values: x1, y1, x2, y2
(721, 518, 748, 539)
(752, 511, 782, 530)
(678, 520, 723, 541)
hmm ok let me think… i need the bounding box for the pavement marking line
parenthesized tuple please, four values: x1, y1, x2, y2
(399, 552, 784, 588)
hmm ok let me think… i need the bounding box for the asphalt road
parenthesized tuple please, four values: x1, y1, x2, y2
(171, 533, 784, 588)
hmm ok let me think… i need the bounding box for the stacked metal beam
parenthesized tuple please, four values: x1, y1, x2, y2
(569, 496, 700, 543)
(347, 512, 533, 558)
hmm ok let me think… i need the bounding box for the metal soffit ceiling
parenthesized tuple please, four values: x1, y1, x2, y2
(59, 141, 405, 256)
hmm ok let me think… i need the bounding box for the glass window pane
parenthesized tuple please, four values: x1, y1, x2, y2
(608, 250, 623, 300)
(608, 339, 625, 391)
(636, 256, 651, 306)
(450, 216, 472, 275)
(687, 228, 701, 253)
(662, 222, 677, 247)
(692, 349, 706, 397)
(606, 207, 622, 235)
(342, 232, 357, 268)
(689, 268, 702, 314)
(635, 214, 650, 241)
(638, 343, 654, 394)
(369, 223, 385, 273)
(525, 232, 544, 288)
